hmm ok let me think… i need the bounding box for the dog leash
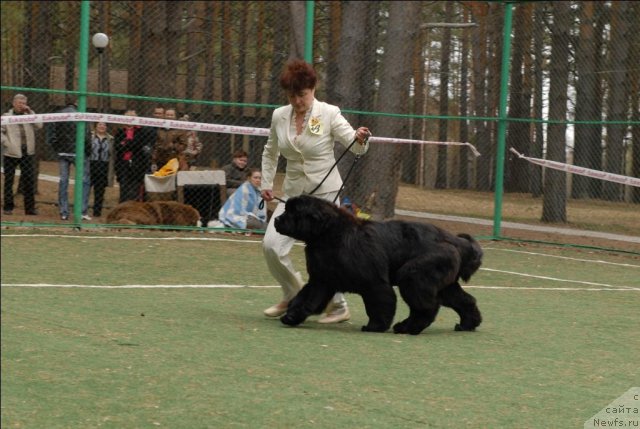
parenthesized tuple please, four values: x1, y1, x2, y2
(259, 132, 370, 209)
(307, 137, 362, 204)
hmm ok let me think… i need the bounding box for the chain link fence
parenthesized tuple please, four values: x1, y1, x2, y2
(1, 1, 638, 248)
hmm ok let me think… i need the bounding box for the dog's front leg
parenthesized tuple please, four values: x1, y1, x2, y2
(280, 283, 332, 326)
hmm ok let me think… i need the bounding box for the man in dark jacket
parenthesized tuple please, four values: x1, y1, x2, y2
(47, 98, 91, 220)
(1, 94, 43, 215)
(113, 109, 156, 202)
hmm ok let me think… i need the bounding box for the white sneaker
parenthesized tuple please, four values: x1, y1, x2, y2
(264, 301, 289, 317)
(82, 214, 92, 221)
(318, 306, 351, 324)
(207, 220, 225, 228)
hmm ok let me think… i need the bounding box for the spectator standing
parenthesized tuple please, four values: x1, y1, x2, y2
(47, 98, 91, 221)
(86, 121, 115, 217)
(153, 107, 189, 171)
(1, 94, 42, 215)
(113, 109, 156, 203)
(218, 168, 267, 230)
(222, 149, 250, 197)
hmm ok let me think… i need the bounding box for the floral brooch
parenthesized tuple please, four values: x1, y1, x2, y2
(309, 116, 323, 135)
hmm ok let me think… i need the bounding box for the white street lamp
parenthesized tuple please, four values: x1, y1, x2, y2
(92, 33, 109, 53)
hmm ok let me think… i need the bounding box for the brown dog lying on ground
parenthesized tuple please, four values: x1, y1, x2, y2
(106, 201, 200, 226)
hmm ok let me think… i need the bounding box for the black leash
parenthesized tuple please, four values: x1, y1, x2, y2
(307, 137, 360, 203)
(259, 134, 369, 209)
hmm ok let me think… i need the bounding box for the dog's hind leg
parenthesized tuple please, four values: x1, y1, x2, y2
(360, 286, 397, 333)
(439, 281, 482, 331)
(392, 253, 455, 335)
(392, 285, 441, 335)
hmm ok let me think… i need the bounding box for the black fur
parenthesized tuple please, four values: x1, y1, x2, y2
(274, 195, 483, 335)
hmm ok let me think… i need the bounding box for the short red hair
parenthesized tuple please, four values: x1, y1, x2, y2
(279, 59, 317, 93)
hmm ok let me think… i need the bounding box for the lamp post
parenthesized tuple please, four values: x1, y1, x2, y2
(92, 33, 109, 112)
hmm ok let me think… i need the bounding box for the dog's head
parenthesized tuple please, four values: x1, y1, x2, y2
(274, 195, 346, 242)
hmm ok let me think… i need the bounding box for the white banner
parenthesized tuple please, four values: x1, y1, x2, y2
(510, 148, 640, 188)
(1, 112, 481, 156)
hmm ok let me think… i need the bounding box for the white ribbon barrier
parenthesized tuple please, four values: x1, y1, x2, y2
(0, 112, 270, 138)
(2, 112, 481, 156)
(368, 136, 481, 157)
(510, 148, 640, 188)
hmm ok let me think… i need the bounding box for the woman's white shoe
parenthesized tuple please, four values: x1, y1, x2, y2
(263, 301, 289, 317)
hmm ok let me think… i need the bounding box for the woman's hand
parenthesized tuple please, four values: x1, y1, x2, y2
(261, 189, 274, 202)
(355, 127, 371, 145)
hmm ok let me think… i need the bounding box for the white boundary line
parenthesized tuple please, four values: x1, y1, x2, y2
(0, 233, 263, 243)
(466, 286, 637, 291)
(4, 234, 637, 256)
(480, 268, 639, 290)
(1, 283, 637, 292)
(483, 247, 640, 268)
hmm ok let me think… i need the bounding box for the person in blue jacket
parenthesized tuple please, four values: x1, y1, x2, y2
(218, 168, 267, 230)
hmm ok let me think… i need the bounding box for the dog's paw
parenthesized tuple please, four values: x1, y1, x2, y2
(280, 314, 301, 326)
(454, 323, 476, 332)
(392, 320, 409, 334)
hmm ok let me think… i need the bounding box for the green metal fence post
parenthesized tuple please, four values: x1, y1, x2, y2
(73, 0, 91, 224)
(492, 2, 514, 238)
(305, 1, 315, 63)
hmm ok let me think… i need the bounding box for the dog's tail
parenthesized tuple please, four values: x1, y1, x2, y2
(457, 233, 483, 282)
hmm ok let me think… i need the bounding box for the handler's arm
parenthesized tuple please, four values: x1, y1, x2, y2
(330, 107, 370, 156)
(261, 111, 280, 201)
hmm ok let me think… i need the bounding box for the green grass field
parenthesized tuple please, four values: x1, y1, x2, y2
(2, 231, 639, 428)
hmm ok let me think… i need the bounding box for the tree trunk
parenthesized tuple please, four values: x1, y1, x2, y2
(436, 2, 453, 189)
(26, 1, 51, 111)
(98, 1, 111, 113)
(330, 1, 372, 205)
(602, 1, 630, 201)
(165, 2, 181, 101)
(127, 1, 144, 113)
(63, 2, 79, 94)
(485, 3, 504, 188)
(142, 2, 168, 98)
(542, 2, 571, 223)
(572, 1, 605, 200)
(325, 2, 342, 102)
(469, 3, 491, 191)
(28, 2, 53, 194)
(200, 1, 218, 167)
(505, 3, 533, 193)
(530, 2, 545, 197)
(237, 2, 249, 118)
(361, 1, 421, 219)
(220, 2, 232, 157)
(631, 3, 640, 204)
(255, 2, 266, 118)
(458, 7, 471, 189)
(268, 2, 288, 106)
(288, 1, 306, 60)
(404, 20, 424, 185)
(184, 2, 202, 107)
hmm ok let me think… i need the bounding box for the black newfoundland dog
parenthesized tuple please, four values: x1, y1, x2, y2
(274, 195, 483, 335)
